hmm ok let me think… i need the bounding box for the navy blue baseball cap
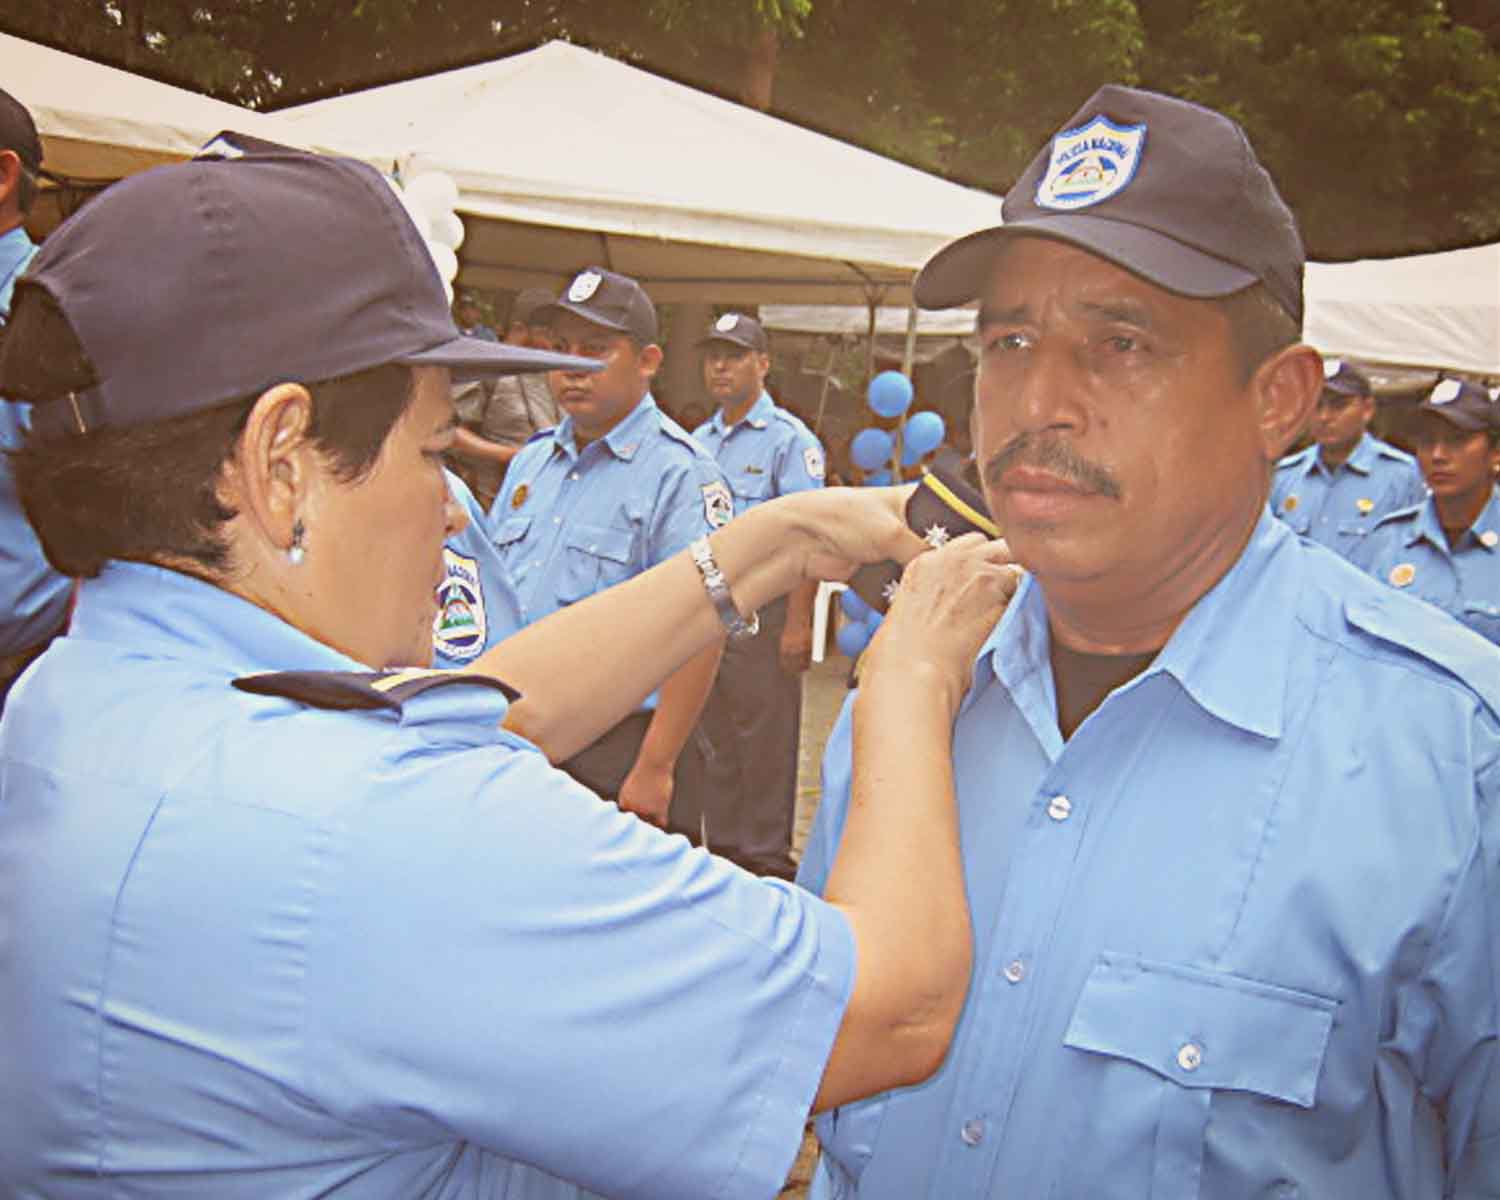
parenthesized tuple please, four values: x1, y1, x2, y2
(1419, 378, 1497, 433)
(537, 267, 658, 344)
(4, 140, 596, 439)
(696, 312, 768, 353)
(916, 85, 1305, 325)
(1321, 358, 1372, 398)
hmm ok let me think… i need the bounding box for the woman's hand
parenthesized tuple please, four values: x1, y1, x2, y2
(860, 533, 1022, 717)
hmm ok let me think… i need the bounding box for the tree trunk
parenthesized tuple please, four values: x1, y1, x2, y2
(741, 26, 778, 111)
(120, 0, 146, 70)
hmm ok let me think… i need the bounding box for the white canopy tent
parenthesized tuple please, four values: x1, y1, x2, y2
(2, 32, 378, 233)
(273, 40, 1002, 307)
(1304, 244, 1500, 378)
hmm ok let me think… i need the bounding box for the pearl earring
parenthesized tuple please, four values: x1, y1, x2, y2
(287, 519, 306, 566)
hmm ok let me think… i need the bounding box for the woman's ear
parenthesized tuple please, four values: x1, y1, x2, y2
(1251, 344, 1323, 462)
(223, 383, 316, 553)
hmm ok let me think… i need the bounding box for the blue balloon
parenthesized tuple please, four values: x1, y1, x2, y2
(863, 469, 892, 486)
(867, 370, 914, 419)
(835, 618, 874, 659)
(850, 426, 894, 472)
(902, 411, 946, 464)
(839, 587, 873, 623)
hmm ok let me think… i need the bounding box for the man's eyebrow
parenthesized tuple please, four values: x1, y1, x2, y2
(977, 302, 1029, 329)
(1078, 298, 1156, 328)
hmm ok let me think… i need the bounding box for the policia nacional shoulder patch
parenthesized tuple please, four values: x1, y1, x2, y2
(233, 668, 519, 712)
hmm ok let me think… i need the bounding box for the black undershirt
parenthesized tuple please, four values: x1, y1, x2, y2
(1049, 639, 1157, 740)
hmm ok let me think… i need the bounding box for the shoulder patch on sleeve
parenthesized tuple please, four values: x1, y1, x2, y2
(1275, 445, 1312, 470)
(1344, 592, 1500, 715)
(803, 444, 826, 481)
(702, 479, 734, 528)
(233, 668, 519, 711)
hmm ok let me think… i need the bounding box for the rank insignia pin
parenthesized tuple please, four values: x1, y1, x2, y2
(1357, 498, 1374, 515)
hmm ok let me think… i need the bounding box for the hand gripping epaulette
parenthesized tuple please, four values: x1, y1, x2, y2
(232, 667, 519, 712)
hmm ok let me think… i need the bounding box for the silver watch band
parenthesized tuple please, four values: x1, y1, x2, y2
(689, 536, 760, 639)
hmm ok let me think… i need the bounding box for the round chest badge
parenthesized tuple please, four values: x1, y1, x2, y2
(1389, 563, 1416, 588)
(1482, 530, 1499, 548)
(1356, 498, 1374, 515)
(1283, 495, 1299, 512)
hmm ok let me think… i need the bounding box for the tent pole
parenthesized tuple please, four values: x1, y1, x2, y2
(901, 300, 919, 378)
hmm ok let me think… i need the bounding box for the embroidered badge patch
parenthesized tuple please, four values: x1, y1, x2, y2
(1323, 358, 1344, 381)
(1035, 114, 1147, 212)
(1430, 378, 1462, 405)
(702, 480, 734, 528)
(568, 270, 602, 303)
(433, 548, 487, 661)
(715, 313, 738, 333)
(804, 445, 826, 481)
(1389, 563, 1416, 588)
(511, 483, 529, 510)
(1357, 498, 1374, 515)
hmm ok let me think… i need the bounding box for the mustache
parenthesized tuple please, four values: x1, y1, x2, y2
(983, 433, 1122, 500)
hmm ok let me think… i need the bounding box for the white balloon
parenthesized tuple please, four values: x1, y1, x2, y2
(405, 171, 460, 218)
(397, 188, 432, 240)
(430, 210, 466, 251)
(441, 277, 454, 306)
(427, 241, 459, 284)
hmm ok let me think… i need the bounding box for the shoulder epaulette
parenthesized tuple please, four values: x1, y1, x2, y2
(233, 667, 519, 712)
(1344, 592, 1500, 716)
(1275, 445, 1314, 469)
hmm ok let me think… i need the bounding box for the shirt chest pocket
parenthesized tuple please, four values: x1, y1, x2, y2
(557, 522, 635, 605)
(730, 467, 773, 504)
(1278, 504, 1311, 536)
(491, 515, 532, 557)
(1459, 599, 1500, 646)
(1061, 953, 1336, 1200)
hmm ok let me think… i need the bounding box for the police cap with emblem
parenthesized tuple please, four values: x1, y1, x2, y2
(0, 137, 597, 440)
(915, 84, 1305, 326)
(535, 266, 658, 345)
(696, 313, 769, 353)
(1321, 358, 1372, 399)
(1419, 378, 1498, 434)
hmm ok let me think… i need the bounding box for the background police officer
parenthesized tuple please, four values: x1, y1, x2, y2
(489, 267, 729, 827)
(689, 313, 824, 878)
(1269, 357, 1423, 559)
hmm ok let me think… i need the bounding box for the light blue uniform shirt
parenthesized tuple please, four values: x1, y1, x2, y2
(1270, 432, 1424, 559)
(1353, 486, 1500, 645)
(0, 226, 71, 656)
(488, 396, 728, 707)
(693, 391, 824, 517)
(432, 470, 523, 667)
(800, 512, 1500, 1199)
(0, 561, 854, 1198)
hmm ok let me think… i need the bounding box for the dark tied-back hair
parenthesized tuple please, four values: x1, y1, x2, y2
(2, 288, 413, 580)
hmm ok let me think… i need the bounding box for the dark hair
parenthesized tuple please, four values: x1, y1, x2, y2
(6, 298, 413, 579)
(15, 164, 35, 216)
(1219, 284, 1300, 383)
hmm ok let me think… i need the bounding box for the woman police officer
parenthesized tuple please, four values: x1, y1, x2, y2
(0, 147, 1017, 1197)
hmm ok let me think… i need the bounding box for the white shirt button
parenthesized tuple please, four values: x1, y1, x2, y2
(1046, 794, 1072, 821)
(568, 472, 579, 481)
(960, 1118, 986, 1146)
(1177, 1042, 1203, 1072)
(1003, 959, 1026, 984)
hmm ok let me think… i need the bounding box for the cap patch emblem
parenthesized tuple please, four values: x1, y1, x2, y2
(715, 313, 738, 333)
(511, 483, 529, 509)
(1323, 358, 1343, 380)
(1283, 495, 1299, 512)
(1389, 563, 1416, 588)
(433, 548, 487, 661)
(1430, 378, 1462, 406)
(702, 480, 734, 529)
(1481, 530, 1499, 549)
(1035, 115, 1147, 212)
(568, 271, 602, 303)
(804, 445, 826, 481)
(1356, 498, 1374, 515)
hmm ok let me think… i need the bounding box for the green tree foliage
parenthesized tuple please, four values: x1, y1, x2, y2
(4, 0, 1500, 254)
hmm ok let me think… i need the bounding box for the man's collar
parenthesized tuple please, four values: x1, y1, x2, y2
(1316, 431, 1375, 476)
(553, 393, 657, 461)
(976, 511, 1295, 742)
(716, 391, 774, 431)
(1412, 487, 1500, 553)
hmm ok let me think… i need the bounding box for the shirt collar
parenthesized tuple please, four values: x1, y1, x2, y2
(715, 391, 774, 433)
(973, 509, 1296, 743)
(69, 560, 366, 677)
(1317, 431, 1376, 477)
(1409, 486, 1500, 553)
(553, 393, 658, 462)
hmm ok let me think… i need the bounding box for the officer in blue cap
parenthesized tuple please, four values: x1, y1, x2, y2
(1269, 356, 1423, 558)
(0, 141, 1020, 1197)
(488, 266, 731, 828)
(0, 84, 70, 706)
(800, 83, 1500, 1199)
(688, 312, 824, 877)
(1354, 377, 1500, 643)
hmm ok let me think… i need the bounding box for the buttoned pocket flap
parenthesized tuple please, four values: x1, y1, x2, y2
(1063, 953, 1336, 1108)
(564, 523, 633, 564)
(492, 515, 532, 547)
